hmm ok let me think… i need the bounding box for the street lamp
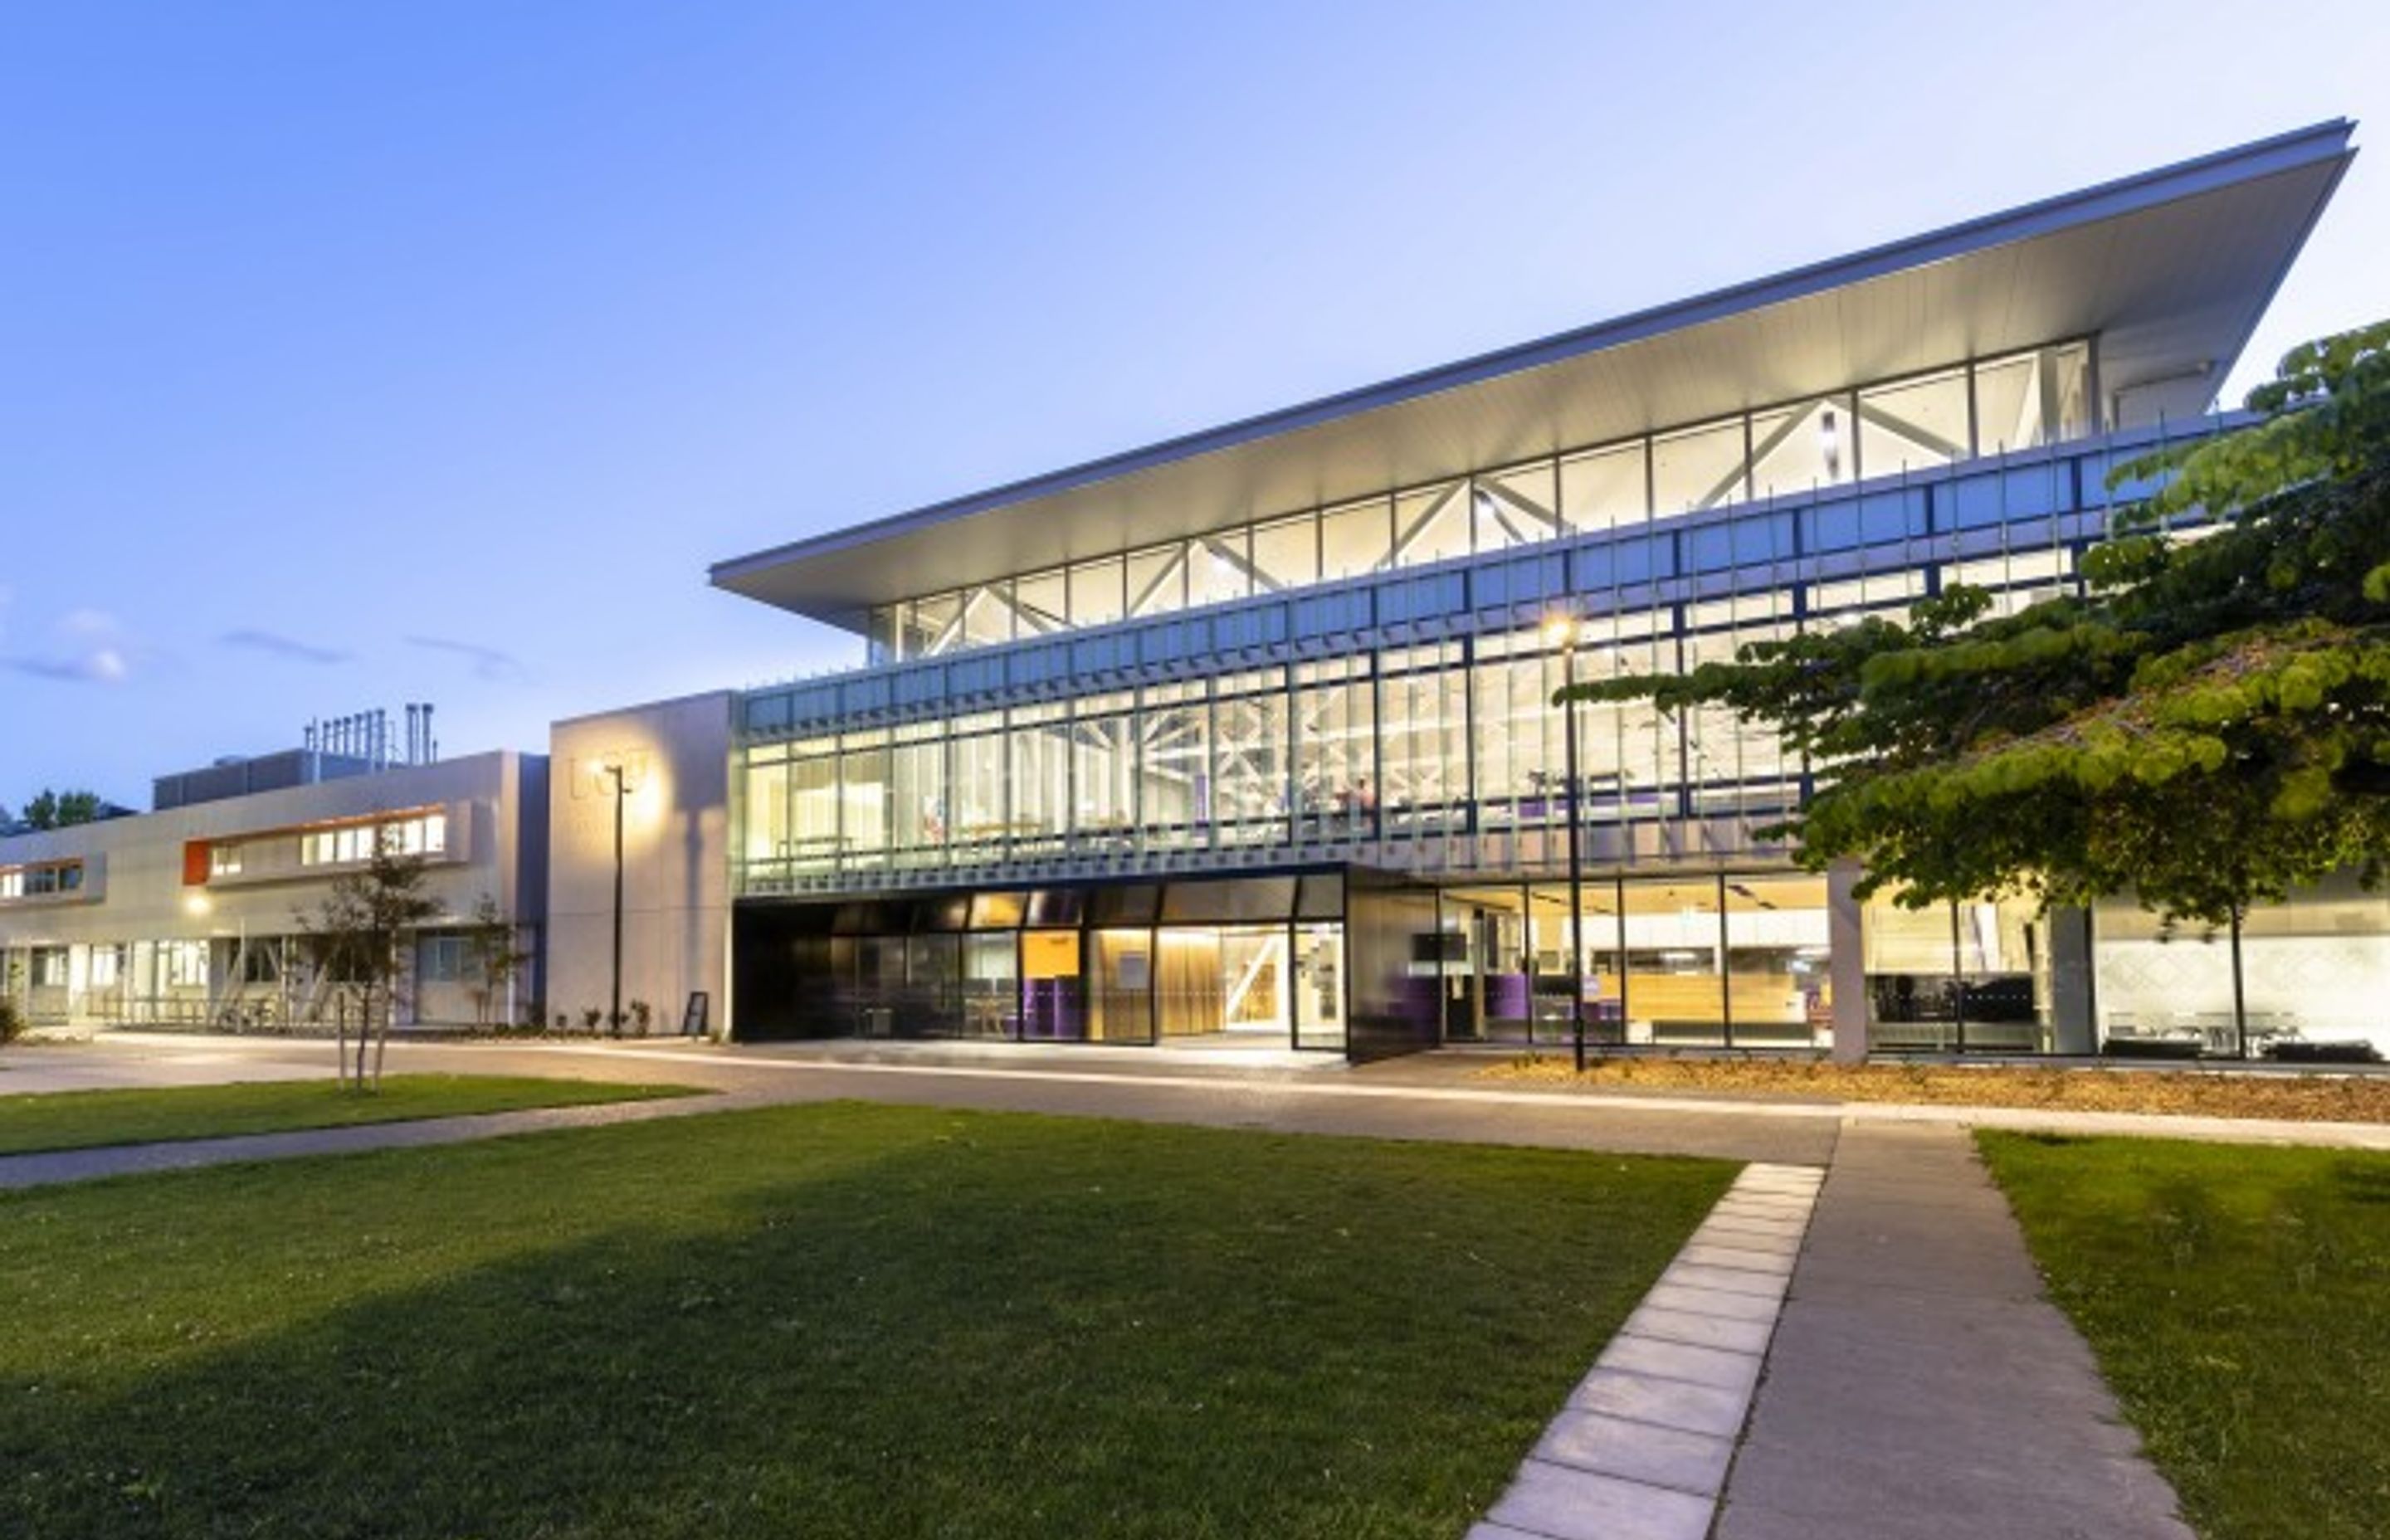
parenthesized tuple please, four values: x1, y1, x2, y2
(1544, 614, 1591, 1074)
(598, 759, 632, 1037)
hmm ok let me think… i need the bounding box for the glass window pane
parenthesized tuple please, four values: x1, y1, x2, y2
(1253, 514, 1318, 591)
(1443, 885, 1531, 1044)
(1391, 482, 1471, 568)
(1070, 558, 1124, 627)
(1974, 344, 2090, 454)
(1859, 367, 1969, 475)
(1187, 531, 1252, 609)
(1560, 441, 1647, 532)
(1621, 876, 1724, 1045)
(958, 584, 1013, 647)
(1378, 663, 1466, 836)
(1212, 687, 1289, 848)
(1090, 928, 1154, 1042)
(740, 758, 790, 865)
(1724, 875, 1831, 1048)
(1013, 569, 1066, 635)
(909, 592, 960, 657)
(1293, 923, 1346, 1050)
(1748, 396, 1854, 499)
(1475, 461, 1561, 551)
(962, 932, 1019, 1038)
(837, 745, 890, 860)
(1137, 695, 1210, 848)
(1651, 417, 1747, 514)
(2238, 875, 2390, 1056)
(1070, 706, 1137, 856)
(1321, 496, 1391, 579)
(1127, 544, 1186, 617)
(1007, 717, 1067, 855)
(1294, 674, 1375, 844)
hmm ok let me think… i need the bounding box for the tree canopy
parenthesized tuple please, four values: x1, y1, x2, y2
(1565, 319, 2390, 927)
(17, 789, 106, 830)
(295, 830, 444, 1089)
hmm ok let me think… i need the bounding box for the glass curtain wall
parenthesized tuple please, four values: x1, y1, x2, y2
(739, 612, 1849, 889)
(2093, 875, 2390, 1060)
(874, 341, 2096, 659)
(1724, 875, 1832, 1048)
(1863, 891, 2048, 1050)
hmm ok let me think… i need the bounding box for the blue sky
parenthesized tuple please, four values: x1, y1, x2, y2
(5, 1, 2387, 806)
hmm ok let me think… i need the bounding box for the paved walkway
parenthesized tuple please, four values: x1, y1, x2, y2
(1477, 1164, 1826, 1540)
(1715, 1123, 2192, 1539)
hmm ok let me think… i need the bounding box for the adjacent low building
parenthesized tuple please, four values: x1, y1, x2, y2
(0, 746, 547, 1033)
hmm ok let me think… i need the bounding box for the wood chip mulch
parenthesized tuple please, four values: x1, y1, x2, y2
(1483, 1055, 2390, 1123)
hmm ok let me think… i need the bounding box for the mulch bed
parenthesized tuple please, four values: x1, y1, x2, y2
(1485, 1055, 2390, 1123)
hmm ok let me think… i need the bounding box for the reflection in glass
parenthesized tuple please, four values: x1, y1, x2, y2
(1294, 923, 1346, 1049)
(962, 932, 1018, 1037)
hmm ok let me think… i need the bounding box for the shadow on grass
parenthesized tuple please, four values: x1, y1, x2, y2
(0, 1104, 1731, 1539)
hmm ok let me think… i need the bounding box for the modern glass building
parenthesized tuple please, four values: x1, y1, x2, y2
(708, 123, 2383, 1061)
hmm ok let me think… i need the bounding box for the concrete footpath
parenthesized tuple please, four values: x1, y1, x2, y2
(1714, 1123, 2192, 1540)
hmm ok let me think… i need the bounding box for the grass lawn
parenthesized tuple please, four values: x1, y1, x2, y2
(0, 1075, 702, 1156)
(1978, 1133, 2390, 1540)
(0, 1102, 1730, 1539)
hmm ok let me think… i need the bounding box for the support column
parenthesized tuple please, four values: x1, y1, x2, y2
(2046, 906, 2097, 1055)
(1827, 860, 1869, 1064)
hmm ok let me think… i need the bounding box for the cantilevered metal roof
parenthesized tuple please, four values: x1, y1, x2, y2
(714, 120, 2355, 632)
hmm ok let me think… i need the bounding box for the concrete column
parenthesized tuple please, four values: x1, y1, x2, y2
(1827, 860, 1869, 1063)
(2046, 905, 2097, 1055)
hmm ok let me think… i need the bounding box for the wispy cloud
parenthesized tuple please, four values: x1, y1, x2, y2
(4, 608, 133, 685)
(407, 634, 527, 683)
(4, 650, 128, 684)
(221, 628, 352, 665)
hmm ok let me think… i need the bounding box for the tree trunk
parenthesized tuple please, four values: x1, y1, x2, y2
(373, 987, 390, 1090)
(334, 994, 350, 1090)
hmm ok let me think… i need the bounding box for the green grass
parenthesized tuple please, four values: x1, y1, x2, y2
(0, 1075, 702, 1155)
(0, 1102, 1731, 1539)
(1978, 1133, 2390, 1540)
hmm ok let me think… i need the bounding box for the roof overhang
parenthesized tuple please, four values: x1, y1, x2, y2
(714, 120, 2356, 632)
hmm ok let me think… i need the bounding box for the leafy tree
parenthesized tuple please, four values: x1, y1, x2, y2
(21, 789, 104, 830)
(295, 828, 444, 1090)
(1564, 319, 2390, 928)
(460, 893, 532, 1029)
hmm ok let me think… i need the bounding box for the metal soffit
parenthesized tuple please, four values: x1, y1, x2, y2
(713, 121, 2355, 631)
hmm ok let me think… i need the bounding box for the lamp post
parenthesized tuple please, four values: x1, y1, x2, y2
(1544, 616, 1590, 1074)
(599, 760, 629, 1037)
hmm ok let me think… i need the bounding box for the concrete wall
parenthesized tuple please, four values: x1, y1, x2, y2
(546, 692, 733, 1037)
(0, 750, 544, 1028)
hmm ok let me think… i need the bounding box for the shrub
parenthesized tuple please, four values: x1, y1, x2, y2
(0, 996, 22, 1046)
